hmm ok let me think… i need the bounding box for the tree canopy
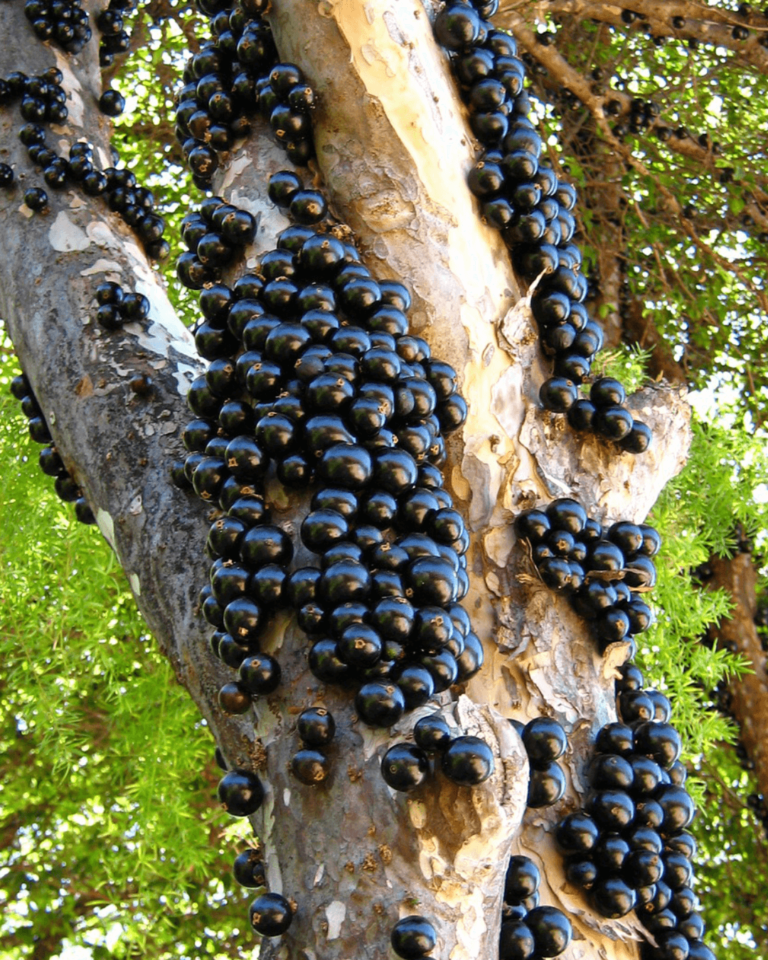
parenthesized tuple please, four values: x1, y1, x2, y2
(1, 0, 768, 958)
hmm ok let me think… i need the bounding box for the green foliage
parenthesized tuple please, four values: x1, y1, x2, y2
(594, 343, 654, 395)
(640, 415, 768, 956)
(527, 5, 768, 425)
(694, 745, 768, 958)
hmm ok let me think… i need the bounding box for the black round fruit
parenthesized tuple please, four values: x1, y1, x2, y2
(390, 915, 437, 959)
(527, 762, 566, 808)
(504, 855, 540, 903)
(521, 717, 567, 766)
(249, 891, 294, 936)
(238, 654, 282, 695)
(355, 681, 406, 727)
(414, 713, 453, 753)
(499, 920, 535, 960)
(24, 187, 48, 211)
(524, 906, 572, 957)
(99, 88, 125, 116)
(297, 706, 336, 747)
(217, 769, 264, 816)
(381, 743, 429, 792)
(218, 681, 252, 715)
(291, 748, 329, 785)
(591, 877, 637, 918)
(555, 812, 599, 855)
(233, 848, 265, 888)
(441, 735, 494, 785)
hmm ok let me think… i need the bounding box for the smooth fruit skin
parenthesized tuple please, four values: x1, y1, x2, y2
(414, 713, 452, 753)
(441, 735, 494, 785)
(233, 848, 266, 888)
(504, 855, 540, 903)
(525, 906, 572, 957)
(591, 877, 637, 918)
(522, 717, 567, 766)
(249, 891, 294, 936)
(297, 706, 336, 746)
(291, 748, 329, 785)
(217, 769, 264, 817)
(381, 743, 429, 792)
(390, 915, 437, 959)
(499, 920, 535, 960)
(527, 762, 566, 807)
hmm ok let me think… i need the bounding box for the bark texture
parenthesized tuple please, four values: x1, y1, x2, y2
(706, 554, 768, 804)
(1, 2, 693, 958)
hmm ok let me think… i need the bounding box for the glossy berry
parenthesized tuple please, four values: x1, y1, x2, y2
(238, 654, 282, 695)
(527, 762, 566, 808)
(441, 735, 494, 786)
(521, 717, 567, 766)
(504, 855, 540, 903)
(540, 377, 577, 412)
(381, 742, 429, 791)
(555, 812, 599, 855)
(414, 713, 453, 753)
(390, 915, 437, 959)
(591, 877, 637, 918)
(24, 187, 48, 211)
(499, 920, 535, 960)
(355, 681, 405, 727)
(297, 706, 336, 747)
(233, 848, 266, 888)
(218, 681, 251, 715)
(524, 906, 572, 957)
(217, 769, 264, 816)
(249, 891, 293, 936)
(99, 88, 125, 116)
(291, 748, 329, 785)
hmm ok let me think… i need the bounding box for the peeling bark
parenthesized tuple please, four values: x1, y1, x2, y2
(0, 2, 695, 959)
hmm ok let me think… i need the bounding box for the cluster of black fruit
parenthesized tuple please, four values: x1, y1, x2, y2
(173, 183, 482, 730)
(177, 192, 257, 287)
(555, 663, 715, 960)
(171, 162, 491, 939)
(93, 280, 150, 330)
(9, 372, 95, 525)
(511, 716, 567, 809)
(96, 0, 135, 68)
(608, 96, 664, 141)
(0, 69, 169, 260)
(290, 705, 335, 785)
(500, 855, 572, 959)
(175, 0, 318, 190)
(380, 713, 494, 792)
(515, 497, 658, 656)
(431, 0, 652, 454)
(23, 0, 91, 54)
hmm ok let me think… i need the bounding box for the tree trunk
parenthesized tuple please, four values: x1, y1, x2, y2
(705, 553, 768, 802)
(0, 2, 693, 958)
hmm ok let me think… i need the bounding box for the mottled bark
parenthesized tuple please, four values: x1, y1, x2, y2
(706, 554, 768, 804)
(0, 2, 693, 959)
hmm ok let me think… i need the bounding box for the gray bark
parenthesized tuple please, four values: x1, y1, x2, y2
(0, 2, 692, 958)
